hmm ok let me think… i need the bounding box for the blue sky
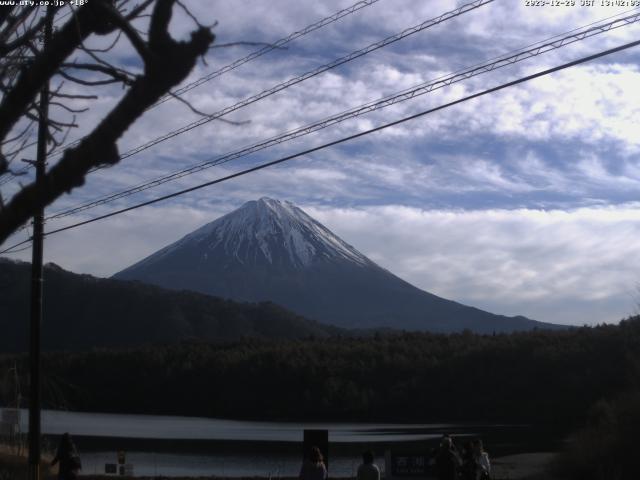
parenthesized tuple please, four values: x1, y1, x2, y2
(2, 0, 640, 326)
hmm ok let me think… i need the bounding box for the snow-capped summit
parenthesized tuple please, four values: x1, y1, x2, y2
(115, 199, 554, 333)
(176, 197, 370, 269)
(122, 198, 370, 273)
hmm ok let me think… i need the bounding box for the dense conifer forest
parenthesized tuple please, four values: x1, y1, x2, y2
(2, 317, 639, 428)
(0, 259, 342, 352)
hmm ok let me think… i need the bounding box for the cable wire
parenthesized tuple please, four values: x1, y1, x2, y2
(45, 9, 640, 221)
(153, 0, 382, 107)
(3, 0, 480, 199)
(46, 0, 382, 157)
(18, 0, 491, 196)
(95, 0, 495, 162)
(0, 1, 151, 186)
(0, 36, 629, 250)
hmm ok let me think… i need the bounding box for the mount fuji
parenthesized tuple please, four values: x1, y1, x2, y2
(114, 198, 556, 333)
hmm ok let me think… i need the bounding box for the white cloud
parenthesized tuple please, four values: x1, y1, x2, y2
(4, 0, 640, 332)
(307, 202, 640, 325)
(5, 200, 640, 327)
(11, 0, 636, 203)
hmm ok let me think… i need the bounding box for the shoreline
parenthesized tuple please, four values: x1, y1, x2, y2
(75, 453, 558, 480)
(2, 448, 559, 480)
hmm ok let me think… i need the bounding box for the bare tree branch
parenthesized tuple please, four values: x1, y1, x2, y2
(0, 0, 215, 243)
(61, 62, 136, 85)
(50, 92, 98, 100)
(49, 101, 89, 114)
(0, 7, 32, 45)
(124, 0, 155, 21)
(0, 1, 111, 143)
(1, 120, 35, 146)
(58, 69, 126, 86)
(0, 15, 47, 56)
(168, 92, 251, 126)
(99, 2, 152, 63)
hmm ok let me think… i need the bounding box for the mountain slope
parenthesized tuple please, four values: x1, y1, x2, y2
(115, 198, 559, 333)
(0, 258, 342, 353)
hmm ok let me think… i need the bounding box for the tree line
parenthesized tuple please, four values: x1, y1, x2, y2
(2, 317, 640, 428)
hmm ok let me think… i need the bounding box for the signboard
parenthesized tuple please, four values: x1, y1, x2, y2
(391, 453, 428, 476)
(385, 451, 437, 480)
(112, 452, 132, 476)
(303, 429, 329, 470)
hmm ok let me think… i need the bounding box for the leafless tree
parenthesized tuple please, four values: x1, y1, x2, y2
(0, 0, 215, 245)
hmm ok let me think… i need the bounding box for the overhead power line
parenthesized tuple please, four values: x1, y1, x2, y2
(100, 0, 495, 161)
(1, 242, 33, 254)
(2, 35, 638, 255)
(0, 167, 29, 187)
(0, 4, 130, 187)
(44, 0, 382, 158)
(153, 0, 381, 107)
(11, 0, 490, 192)
(45, 10, 640, 222)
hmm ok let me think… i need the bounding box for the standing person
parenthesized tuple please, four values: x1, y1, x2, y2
(434, 435, 461, 480)
(472, 439, 491, 480)
(51, 432, 82, 480)
(299, 446, 327, 480)
(460, 441, 478, 480)
(357, 450, 380, 480)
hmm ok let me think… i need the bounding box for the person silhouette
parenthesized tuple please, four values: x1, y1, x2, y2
(434, 435, 461, 480)
(357, 450, 380, 480)
(299, 446, 327, 480)
(51, 433, 81, 480)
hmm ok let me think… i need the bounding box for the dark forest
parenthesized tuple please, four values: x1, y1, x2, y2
(2, 317, 639, 428)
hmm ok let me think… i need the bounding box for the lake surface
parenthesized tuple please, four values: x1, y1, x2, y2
(2, 408, 531, 477)
(18, 409, 452, 443)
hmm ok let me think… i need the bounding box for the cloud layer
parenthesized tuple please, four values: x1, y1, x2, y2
(2, 0, 640, 327)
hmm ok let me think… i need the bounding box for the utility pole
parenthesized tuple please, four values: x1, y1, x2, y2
(28, 7, 53, 480)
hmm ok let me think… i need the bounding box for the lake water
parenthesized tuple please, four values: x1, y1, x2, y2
(2, 408, 525, 477)
(19, 409, 450, 443)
